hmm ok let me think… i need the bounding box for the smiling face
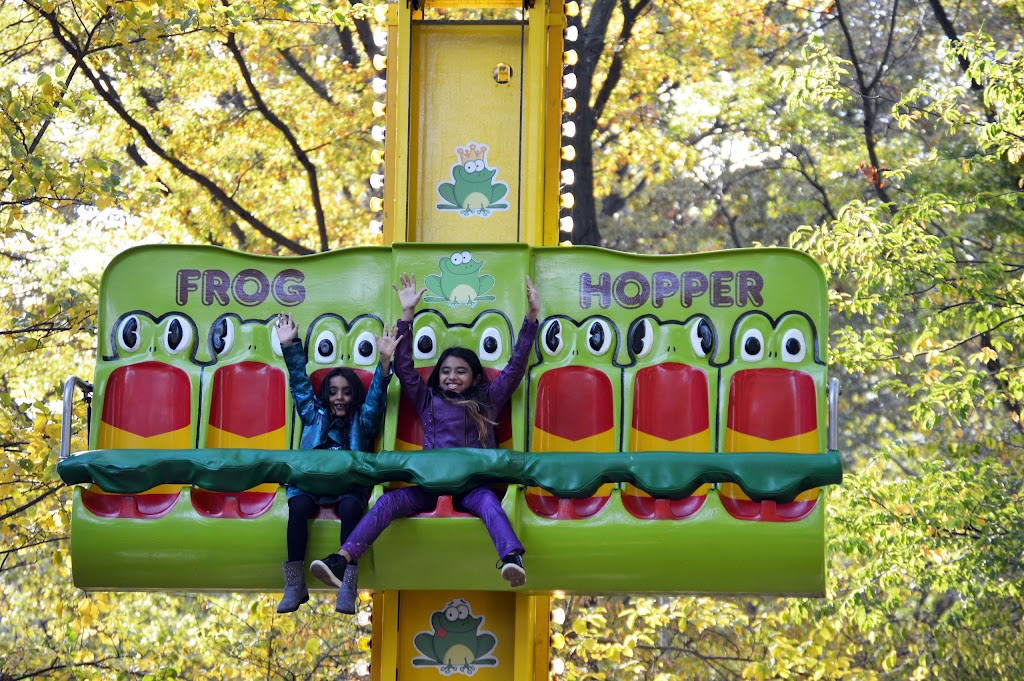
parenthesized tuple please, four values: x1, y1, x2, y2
(326, 374, 355, 418)
(438, 355, 480, 395)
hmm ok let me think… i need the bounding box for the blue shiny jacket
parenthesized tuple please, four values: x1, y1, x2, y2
(282, 342, 391, 499)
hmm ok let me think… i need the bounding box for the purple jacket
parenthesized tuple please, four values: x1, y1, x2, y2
(395, 317, 539, 449)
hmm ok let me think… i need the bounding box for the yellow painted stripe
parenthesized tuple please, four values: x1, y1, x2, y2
(530, 428, 615, 497)
(531, 427, 614, 452)
(202, 426, 283, 494)
(206, 425, 286, 449)
(98, 423, 192, 450)
(628, 429, 712, 498)
(724, 428, 820, 453)
(722, 428, 820, 502)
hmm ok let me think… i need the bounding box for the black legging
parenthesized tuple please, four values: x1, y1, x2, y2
(286, 490, 370, 563)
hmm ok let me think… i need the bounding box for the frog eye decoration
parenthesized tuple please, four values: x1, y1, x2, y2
(628, 318, 653, 359)
(450, 250, 473, 266)
(117, 315, 142, 353)
(781, 328, 806, 363)
(690, 317, 715, 359)
(353, 330, 377, 366)
(314, 329, 338, 363)
(444, 599, 471, 621)
(269, 323, 284, 357)
(739, 328, 764, 362)
(164, 315, 193, 355)
(464, 159, 485, 172)
(479, 327, 503, 362)
(542, 319, 563, 356)
(586, 319, 612, 356)
(210, 316, 235, 358)
(414, 326, 438, 360)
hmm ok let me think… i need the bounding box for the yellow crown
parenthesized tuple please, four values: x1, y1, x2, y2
(456, 143, 488, 164)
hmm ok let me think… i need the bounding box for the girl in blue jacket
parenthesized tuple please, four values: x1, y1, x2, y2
(275, 312, 399, 614)
(310, 274, 540, 611)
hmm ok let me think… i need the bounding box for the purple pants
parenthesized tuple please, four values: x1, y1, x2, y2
(341, 486, 524, 561)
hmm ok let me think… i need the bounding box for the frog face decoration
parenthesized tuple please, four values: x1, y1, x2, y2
(621, 313, 718, 520)
(412, 598, 498, 676)
(436, 142, 510, 217)
(203, 314, 287, 449)
(90, 311, 199, 517)
(99, 311, 199, 450)
(396, 311, 516, 450)
(422, 251, 497, 308)
(304, 313, 384, 397)
(527, 314, 622, 519)
(719, 310, 824, 522)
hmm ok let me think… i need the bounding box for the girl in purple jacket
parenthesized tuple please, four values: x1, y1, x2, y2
(310, 273, 540, 610)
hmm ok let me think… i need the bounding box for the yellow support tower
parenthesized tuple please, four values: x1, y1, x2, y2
(371, 0, 566, 678)
(378, 0, 566, 246)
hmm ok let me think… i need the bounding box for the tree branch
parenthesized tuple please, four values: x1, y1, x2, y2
(225, 32, 329, 252)
(35, 4, 314, 255)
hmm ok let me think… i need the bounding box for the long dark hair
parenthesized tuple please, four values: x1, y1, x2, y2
(427, 347, 496, 444)
(317, 367, 366, 433)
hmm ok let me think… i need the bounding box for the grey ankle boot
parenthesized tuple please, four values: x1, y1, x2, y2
(335, 563, 360, 614)
(277, 561, 309, 613)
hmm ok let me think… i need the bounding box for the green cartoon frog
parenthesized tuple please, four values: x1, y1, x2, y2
(412, 599, 497, 675)
(423, 252, 496, 308)
(437, 144, 509, 216)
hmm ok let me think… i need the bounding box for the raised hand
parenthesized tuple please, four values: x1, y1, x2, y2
(376, 323, 403, 361)
(392, 272, 427, 321)
(275, 312, 298, 347)
(526, 275, 541, 322)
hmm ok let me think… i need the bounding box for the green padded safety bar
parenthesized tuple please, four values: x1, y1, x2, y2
(57, 448, 843, 503)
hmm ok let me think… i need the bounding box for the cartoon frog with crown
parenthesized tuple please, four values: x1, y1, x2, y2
(436, 143, 509, 216)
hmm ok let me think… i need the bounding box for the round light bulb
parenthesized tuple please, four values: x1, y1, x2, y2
(560, 168, 575, 185)
(370, 173, 384, 190)
(562, 121, 576, 137)
(562, 73, 577, 90)
(371, 126, 386, 142)
(565, 26, 579, 41)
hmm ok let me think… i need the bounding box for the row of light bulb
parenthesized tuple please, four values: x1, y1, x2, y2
(559, 1, 581, 235)
(368, 39, 387, 233)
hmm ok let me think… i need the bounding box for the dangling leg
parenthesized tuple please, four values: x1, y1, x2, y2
(278, 494, 317, 613)
(455, 488, 526, 587)
(310, 487, 436, 593)
(332, 488, 372, 615)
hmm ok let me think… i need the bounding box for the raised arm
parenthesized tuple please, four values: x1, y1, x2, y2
(392, 274, 432, 411)
(355, 322, 401, 436)
(486, 277, 542, 407)
(277, 312, 321, 426)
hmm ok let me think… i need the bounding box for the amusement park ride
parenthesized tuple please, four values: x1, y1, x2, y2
(58, 0, 843, 678)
